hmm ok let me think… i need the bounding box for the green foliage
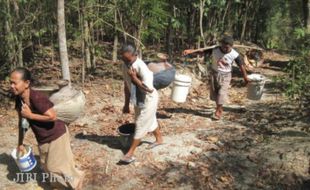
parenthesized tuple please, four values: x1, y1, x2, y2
(0, 0, 309, 78)
(281, 28, 310, 106)
(118, 0, 169, 43)
(260, 0, 307, 49)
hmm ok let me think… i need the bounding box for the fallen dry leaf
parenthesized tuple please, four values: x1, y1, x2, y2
(207, 136, 219, 143)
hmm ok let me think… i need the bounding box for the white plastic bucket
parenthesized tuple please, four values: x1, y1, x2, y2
(11, 146, 37, 172)
(171, 74, 192, 103)
(247, 74, 265, 100)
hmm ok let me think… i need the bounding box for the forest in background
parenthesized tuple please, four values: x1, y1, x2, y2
(0, 1, 309, 189)
(0, 0, 309, 105)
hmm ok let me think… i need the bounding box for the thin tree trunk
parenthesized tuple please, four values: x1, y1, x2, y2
(112, 0, 118, 62)
(166, 17, 172, 59)
(81, 2, 85, 87)
(308, 0, 310, 30)
(135, 18, 144, 58)
(222, 1, 231, 31)
(13, 1, 23, 67)
(197, 38, 201, 60)
(303, 0, 310, 30)
(5, 0, 15, 70)
(118, 9, 127, 42)
(84, 18, 91, 70)
(112, 34, 118, 62)
(187, 6, 194, 46)
(17, 41, 23, 67)
(82, 37, 85, 87)
(240, 1, 249, 41)
(199, 0, 206, 47)
(57, 0, 71, 82)
(51, 29, 54, 65)
(90, 20, 96, 70)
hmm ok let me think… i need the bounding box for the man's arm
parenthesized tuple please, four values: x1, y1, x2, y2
(123, 82, 131, 113)
(235, 55, 249, 84)
(128, 68, 153, 93)
(21, 103, 57, 122)
(131, 76, 153, 93)
(183, 49, 205, 57)
(182, 45, 217, 56)
(15, 99, 25, 147)
(17, 113, 25, 146)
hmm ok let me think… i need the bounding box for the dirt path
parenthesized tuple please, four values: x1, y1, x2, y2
(0, 55, 309, 190)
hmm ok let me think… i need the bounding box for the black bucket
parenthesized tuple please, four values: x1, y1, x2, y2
(117, 123, 135, 148)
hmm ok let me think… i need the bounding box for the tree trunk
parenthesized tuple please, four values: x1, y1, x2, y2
(187, 6, 194, 46)
(135, 18, 144, 58)
(13, 1, 23, 67)
(17, 40, 23, 67)
(84, 19, 91, 69)
(165, 2, 173, 58)
(112, 33, 118, 62)
(5, 0, 15, 70)
(303, 0, 310, 30)
(90, 20, 96, 70)
(240, 1, 249, 41)
(165, 17, 172, 60)
(199, 0, 206, 47)
(308, 0, 310, 30)
(112, 1, 118, 62)
(222, 1, 231, 31)
(197, 38, 201, 60)
(118, 10, 127, 42)
(57, 0, 71, 82)
(84, 18, 91, 70)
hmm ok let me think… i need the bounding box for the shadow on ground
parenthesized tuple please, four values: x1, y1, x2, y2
(226, 101, 310, 136)
(143, 151, 310, 189)
(264, 60, 290, 69)
(75, 133, 128, 154)
(163, 107, 213, 118)
(137, 128, 310, 189)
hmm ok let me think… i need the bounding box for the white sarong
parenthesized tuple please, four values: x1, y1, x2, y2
(134, 89, 158, 139)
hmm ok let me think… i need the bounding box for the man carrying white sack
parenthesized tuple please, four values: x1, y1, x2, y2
(121, 43, 163, 164)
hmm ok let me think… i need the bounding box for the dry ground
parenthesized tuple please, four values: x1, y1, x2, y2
(0, 51, 309, 190)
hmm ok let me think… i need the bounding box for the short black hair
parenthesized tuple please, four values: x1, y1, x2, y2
(220, 35, 234, 46)
(121, 43, 137, 55)
(12, 67, 32, 82)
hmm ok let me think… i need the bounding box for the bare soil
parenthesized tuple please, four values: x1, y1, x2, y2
(0, 51, 309, 190)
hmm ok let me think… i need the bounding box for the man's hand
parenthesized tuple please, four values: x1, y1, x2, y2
(244, 76, 250, 85)
(127, 68, 138, 79)
(17, 144, 25, 152)
(182, 49, 194, 56)
(128, 67, 153, 94)
(21, 103, 33, 119)
(143, 84, 154, 93)
(146, 88, 154, 93)
(122, 105, 130, 114)
(238, 64, 249, 86)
